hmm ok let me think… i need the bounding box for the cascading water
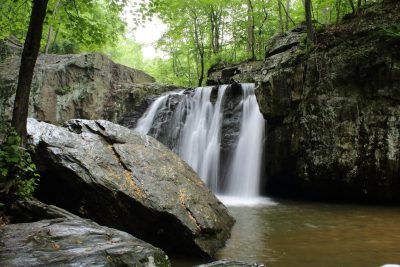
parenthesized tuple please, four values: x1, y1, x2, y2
(134, 83, 266, 202)
(225, 84, 265, 197)
(135, 95, 170, 135)
(178, 85, 227, 191)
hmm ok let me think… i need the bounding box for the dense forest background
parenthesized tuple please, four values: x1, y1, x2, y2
(1, 0, 378, 87)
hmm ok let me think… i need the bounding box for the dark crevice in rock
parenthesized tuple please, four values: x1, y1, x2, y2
(267, 41, 300, 57)
(111, 145, 131, 173)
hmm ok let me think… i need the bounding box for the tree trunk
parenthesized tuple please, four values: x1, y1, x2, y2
(285, 0, 291, 31)
(278, 0, 284, 34)
(198, 51, 204, 87)
(12, 0, 49, 145)
(247, 0, 255, 60)
(210, 9, 216, 54)
(336, 0, 342, 25)
(44, 25, 53, 54)
(348, 0, 356, 13)
(191, 9, 205, 86)
(304, 0, 315, 43)
(44, 0, 61, 55)
(357, 0, 362, 11)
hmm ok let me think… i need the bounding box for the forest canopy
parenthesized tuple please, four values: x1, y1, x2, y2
(1, 0, 379, 87)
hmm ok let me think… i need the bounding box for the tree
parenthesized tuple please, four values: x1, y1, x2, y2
(44, 0, 61, 54)
(285, 0, 292, 31)
(304, 0, 315, 43)
(210, 5, 222, 54)
(11, 0, 49, 144)
(278, 0, 284, 34)
(247, 0, 256, 60)
(348, 0, 356, 13)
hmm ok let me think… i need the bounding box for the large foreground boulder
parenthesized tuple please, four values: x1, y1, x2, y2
(0, 218, 170, 266)
(27, 118, 234, 257)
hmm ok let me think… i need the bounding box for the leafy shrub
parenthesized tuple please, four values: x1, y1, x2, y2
(0, 124, 39, 203)
(379, 23, 400, 39)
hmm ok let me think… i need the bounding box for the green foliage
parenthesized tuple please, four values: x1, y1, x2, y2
(0, 0, 32, 41)
(103, 39, 145, 70)
(45, 0, 127, 54)
(380, 23, 400, 39)
(129, 0, 309, 86)
(0, 124, 39, 202)
(0, 0, 127, 54)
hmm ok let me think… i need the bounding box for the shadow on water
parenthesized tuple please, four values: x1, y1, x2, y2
(173, 198, 400, 267)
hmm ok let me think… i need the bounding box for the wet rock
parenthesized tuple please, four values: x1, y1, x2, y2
(206, 61, 264, 86)
(27, 118, 234, 257)
(0, 218, 170, 267)
(219, 85, 244, 178)
(9, 199, 81, 223)
(265, 24, 306, 57)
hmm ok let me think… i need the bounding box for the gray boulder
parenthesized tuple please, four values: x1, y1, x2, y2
(27, 118, 234, 257)
(0, 42, 180, 124)
(0, 218, 170, 267)
(206, 61, 264, 86)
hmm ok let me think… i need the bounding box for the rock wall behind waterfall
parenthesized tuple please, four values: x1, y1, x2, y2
(207, 1, 400, 203)
(0, 40, 178, 124)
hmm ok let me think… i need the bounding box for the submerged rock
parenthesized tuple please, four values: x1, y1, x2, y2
(0, 218, 170, 267)
(27, 118, 234, 257)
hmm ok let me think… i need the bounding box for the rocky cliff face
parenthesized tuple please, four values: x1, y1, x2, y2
(0, 41, 178, 124)
(207, 1, 400, 203)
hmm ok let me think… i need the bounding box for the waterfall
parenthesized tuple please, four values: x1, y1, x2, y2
(178, 85, 227, 191)
(134, 84, 265, 200)
(135, 94, 170, 135)
(225, 84, 265, 197)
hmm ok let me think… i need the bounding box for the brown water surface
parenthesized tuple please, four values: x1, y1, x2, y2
(175, 199, 400, 267)
(216, 199, 400, 267)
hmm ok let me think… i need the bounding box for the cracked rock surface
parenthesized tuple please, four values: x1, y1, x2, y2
(27, 118, 234, 257)
(0, 217, 170, 267)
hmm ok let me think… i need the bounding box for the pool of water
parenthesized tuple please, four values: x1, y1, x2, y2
(174, 198, 400, 266)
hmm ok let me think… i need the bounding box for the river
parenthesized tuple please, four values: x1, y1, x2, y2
(175, 198, 400, 266)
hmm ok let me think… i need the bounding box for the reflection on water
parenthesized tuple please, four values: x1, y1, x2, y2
(214, 200, 400, 267)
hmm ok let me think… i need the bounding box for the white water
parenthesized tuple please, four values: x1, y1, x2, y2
(135, 94, 170, 135)
(134, 84, 265, 202)
(178, 85, 227, 191)
(217, 195, 276, 207)
(225, 83, 265, 197)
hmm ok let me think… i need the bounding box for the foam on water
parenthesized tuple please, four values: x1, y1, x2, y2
(217, 195, 277, 207)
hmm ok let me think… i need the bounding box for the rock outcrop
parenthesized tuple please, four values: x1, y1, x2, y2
(0, 42, 179, 124)
(207, 1, 400, 203)
(27, 118, 234, 257)
(0, 217, 170, 267)
(207, 61, 264, 86)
